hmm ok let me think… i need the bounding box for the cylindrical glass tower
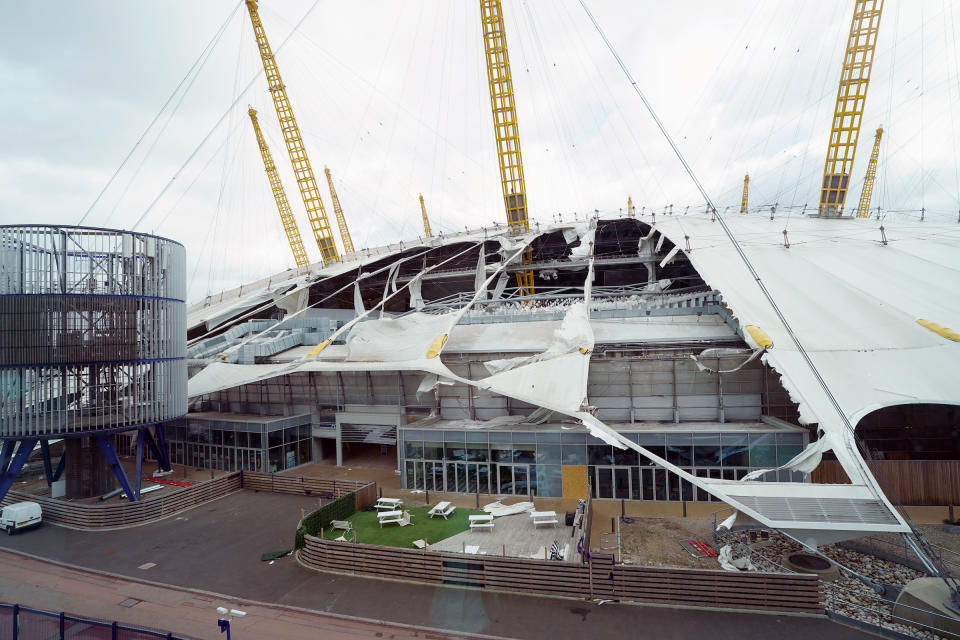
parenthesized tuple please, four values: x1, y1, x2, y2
(0, 225, 186, 438)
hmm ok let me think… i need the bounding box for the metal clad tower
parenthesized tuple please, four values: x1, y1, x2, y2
(0, 225, 186, 501)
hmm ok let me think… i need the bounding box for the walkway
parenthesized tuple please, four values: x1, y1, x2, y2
(0, 490, 875, 640)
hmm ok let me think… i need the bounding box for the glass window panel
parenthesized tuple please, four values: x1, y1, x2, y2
(630, 467, 641, 500)
(614, 468, 630, 499)
(561, 432, 587, 444)
(491, 445, 513, 463)
(404, 441, 424, 459)
(613, 448, 638, 466)
(498, 465, 513, 494)
(635, 433, 665, 446)
(444, 444, 467, 461)
(489, 432, 512, 443)
(562, 445, 587, 465)
(297, 439, 310, 465)
(443, 431, 465, 442)
(403, 429, 423, 441)
(536, 444, 561, 465)
(667, 444, 692, 466)
(249, 433, 261, 449)
(284, 428, 297, 444)
(467, 463, 478, 493)
(588, 445, 613, 465)
(596, 467, 613, 498)
(657, 469, 670, 500)
(445, 463, 458, 492)
(236, 432, 248, 448)
(466, 431, 489, 443)
(777, 433, 803, 446)
(695, 469, 710, 502)
(405, 461, 419, 490)
(536, 465, 562, 498)
(268, 447, 282, 472)
(680, 475, 694, 501)
(642, 468, 654, 500)
(668, 471, 681, 501)
(268, 431, 282, 448)
(749, 433, 777, 467)
(478, 464, 490, 493)
(466, 444, 488, 462)
(512, 432, 536, 443)
(665, 433, 693, 445)
(535, 431, 562, 443)
(223, 431, 235, 447)
(586, 434, 609, 445)
(513, 443, 536, 463)
(692, 433, 721, 466)
(422, 441, 443, 460)
(720, 433, 750, 467)
(777, 443, 803, 465)
(212, 430, 223, 445)
(513, 466, 529, 496)
(638, 445, 666, 465)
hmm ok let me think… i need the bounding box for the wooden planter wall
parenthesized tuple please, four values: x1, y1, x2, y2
(299, 536, 824, 615)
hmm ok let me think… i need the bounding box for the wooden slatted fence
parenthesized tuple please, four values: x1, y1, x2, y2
(0, 472, 243, 530)
(242, 471, 377, 511)
(299, 536, 823, 614)
(813, 460, 960, 505)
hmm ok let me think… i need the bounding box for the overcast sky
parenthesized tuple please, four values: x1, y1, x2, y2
(1, 0, 958, 303)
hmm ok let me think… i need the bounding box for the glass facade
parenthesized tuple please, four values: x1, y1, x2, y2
(400, 428, 806, 501)
(166, 414, 312, 473)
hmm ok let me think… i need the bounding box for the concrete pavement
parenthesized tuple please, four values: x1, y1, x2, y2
(0, 490, 876, 639)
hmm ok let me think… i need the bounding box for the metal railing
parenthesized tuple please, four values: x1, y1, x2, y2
(0, 603, 198, 640)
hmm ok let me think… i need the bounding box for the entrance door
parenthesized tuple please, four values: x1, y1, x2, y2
(405, 460, 423, 490)
(595, 467, 614, 498)
(424, 461, 444, 492)
(614, 468, 630, 499)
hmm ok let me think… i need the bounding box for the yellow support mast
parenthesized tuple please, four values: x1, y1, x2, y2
(245, 1, 339, 264)
(627, 195, 634, 218)
(323, 167, 355, 256)
(740, 173, 750, 214)
(855, 126, 883, 219)
(480, 0, 534, 297)
(247, 108, 309, 268)
(419, 194, 433, 238)
(818, 0, 884, 217)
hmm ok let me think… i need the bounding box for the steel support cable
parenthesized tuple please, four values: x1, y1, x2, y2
(104, 7, 239, 229)
(78, 1, 243, 226)
(130, 0, 324, 232)
(576, 0, 899, 509)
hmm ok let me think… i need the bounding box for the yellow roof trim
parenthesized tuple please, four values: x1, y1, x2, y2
(916, 319, 960, 342)
(306, 338, 333, 358)
(426, 334, 448, 359)
(745, 324, 773, 349)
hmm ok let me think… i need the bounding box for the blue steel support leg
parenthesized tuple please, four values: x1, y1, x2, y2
(0, 441, 12, 480)
(40, 440, 54, 486)
(135, 429, 144, 497)
(52, 451, 66, 482)
(154, 424, 171, 471)
(141, 427, 163, 468)
(94, 436, 138, 501)
(0, 438, 38, 504)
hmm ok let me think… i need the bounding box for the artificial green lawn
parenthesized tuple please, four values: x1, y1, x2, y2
(323, 504, 486, 548)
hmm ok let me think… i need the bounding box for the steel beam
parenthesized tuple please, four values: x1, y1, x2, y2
(155, 424, 171, 471)
(0, 438, 38, 503)
(94, 436, 138, 501)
